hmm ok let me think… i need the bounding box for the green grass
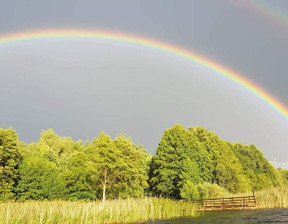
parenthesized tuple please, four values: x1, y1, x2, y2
(255, 186, 288, 208)
(0, 198, 200, 224)
(229, 186, 288, 209)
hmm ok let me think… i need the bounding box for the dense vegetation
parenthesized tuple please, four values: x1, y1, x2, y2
(0, 198, 199, 224)
(0, 125, 287, 202)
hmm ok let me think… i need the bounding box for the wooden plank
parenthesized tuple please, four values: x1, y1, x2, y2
(195, 195, 256, 211)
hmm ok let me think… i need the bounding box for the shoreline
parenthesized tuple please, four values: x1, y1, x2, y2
(1, 188, 287, 224)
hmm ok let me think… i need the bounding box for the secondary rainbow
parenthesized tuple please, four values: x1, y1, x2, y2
(239, 0, 288, 25)
(1, 29, 288, 120)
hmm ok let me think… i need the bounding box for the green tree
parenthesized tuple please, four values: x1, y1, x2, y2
(16, 156, 59, 200)
(60, 151, 97, 200)
(86, 131, 120, 202)
(189, 127, 250, 193)
(86, 132, 149, 201)
(232, 143, 282, 190)
(0, 128, 22, 199)
(150, 124, 213, 198)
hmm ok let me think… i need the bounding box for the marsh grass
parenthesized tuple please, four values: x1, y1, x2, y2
(254, 187, 288, 208)
(230, 186, 288, 209)
(0, 198, 199, 224)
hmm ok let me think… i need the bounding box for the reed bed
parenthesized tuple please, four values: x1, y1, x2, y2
(229, 186, 288, 209)
(0, 198, 199, 224)
(254, 187, 288, 208)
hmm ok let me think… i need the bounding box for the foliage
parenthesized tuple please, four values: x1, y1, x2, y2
(149, 125, 213, 198)
(12, 128, 149, 201)
(180, 181, 230, 200)
(0, 128, 22, 199)
(278, 168, 288, 185)
(232, 143, 282, 190)
(0, 125, 284, 202)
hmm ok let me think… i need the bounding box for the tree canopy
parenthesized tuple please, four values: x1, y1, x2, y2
(0, 125, 286, 201)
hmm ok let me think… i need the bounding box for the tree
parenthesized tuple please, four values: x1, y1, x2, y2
(232, 143, 282, 190)
(113, 135, 149, 198)
(16, 156, 58, 200)
(86, 132, 149, 201)
(60, 151, 97, 200)
(149, 124, 212, 198)
(86, 132, 122, 202)
(189, 127, 251, 193)
(0, 128, 22, 199)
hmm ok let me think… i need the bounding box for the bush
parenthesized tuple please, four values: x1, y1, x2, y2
(180, 181, 200, 200)
(180, 182, 230, 200)
(197, 182, 230, 199)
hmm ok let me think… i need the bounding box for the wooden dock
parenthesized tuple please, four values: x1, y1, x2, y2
(195, 195, 257, 211)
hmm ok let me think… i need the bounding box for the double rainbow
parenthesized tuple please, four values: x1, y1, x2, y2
(0, 29, 287, 120)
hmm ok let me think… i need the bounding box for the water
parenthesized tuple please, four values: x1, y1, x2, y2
(141, 209, 288, 224)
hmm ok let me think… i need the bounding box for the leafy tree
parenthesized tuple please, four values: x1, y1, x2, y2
(149, 124, 192, 198)
(16, 156, 59, 200)
(232, 143, 281, 190)
(60, 151, 97, 200)
(189, 127, 251, 193)
(150, 125, 213, 198)
(113, 135, 149, 198)
(85, 131, 120, 202)
(0, 128, 22, 199)
(180, 180, 200, 200)
(86, 132, 149, 201)
(278, 168, 288, 185)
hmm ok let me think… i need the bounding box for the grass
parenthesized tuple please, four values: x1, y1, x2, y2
(254, 186, 288, 208)
(1, 187, 287, 223)
(228, 186, 288, 209)
(0, 198, 200, 224)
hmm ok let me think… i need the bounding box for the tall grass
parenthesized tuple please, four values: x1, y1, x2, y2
(229, 186, 288, 209)
(255, 187, 288, 208)
(0, 198, 199, 224)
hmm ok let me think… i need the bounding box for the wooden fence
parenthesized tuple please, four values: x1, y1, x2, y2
(195, 195, 256, 211)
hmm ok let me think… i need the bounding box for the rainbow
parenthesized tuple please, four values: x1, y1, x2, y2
(239, 0, 288, 25)
(0, 29, 288, 120)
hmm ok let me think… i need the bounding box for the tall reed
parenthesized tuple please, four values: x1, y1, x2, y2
(255, 187, 288, 208)
(0, 198, 199, 224)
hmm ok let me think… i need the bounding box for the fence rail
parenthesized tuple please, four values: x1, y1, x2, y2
(195, 195, 256, 211)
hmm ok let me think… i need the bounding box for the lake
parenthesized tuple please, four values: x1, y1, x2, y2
(141, 209, 288, 224)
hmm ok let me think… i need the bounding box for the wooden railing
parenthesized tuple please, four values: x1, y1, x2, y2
(194, 195, 256, 211)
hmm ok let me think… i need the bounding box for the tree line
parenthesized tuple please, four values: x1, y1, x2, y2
(0, 125, 287, 201)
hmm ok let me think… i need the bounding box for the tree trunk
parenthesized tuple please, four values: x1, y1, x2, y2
(102, 168, 107, 202)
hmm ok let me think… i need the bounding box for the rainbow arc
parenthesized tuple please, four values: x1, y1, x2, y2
(0, 29, 287, 120)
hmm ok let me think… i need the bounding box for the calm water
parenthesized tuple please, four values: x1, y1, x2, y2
(141, 209, 288, 224)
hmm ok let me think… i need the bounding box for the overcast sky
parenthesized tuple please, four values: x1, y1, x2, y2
(0, 0, 287, 162)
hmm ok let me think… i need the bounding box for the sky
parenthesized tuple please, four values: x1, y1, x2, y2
(0, 0, 288, 162)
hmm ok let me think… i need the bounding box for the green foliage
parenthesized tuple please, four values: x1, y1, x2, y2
(85, 132, 149, 201)
(0, 124, 282, 202)
(196, 182, 230, 199)
(16, 156, 59, 200)
(180, 181, 230, 200)
(150, 125, 213, 198)
(150, 125, 251, 199)
(0, 128, 22, 199)
(180, 181, 200, 200)
(189, 127, 251, 193)
(232, 143, 281, 190)
(14, 128, 149, 201)
(278, 168, 288, 185)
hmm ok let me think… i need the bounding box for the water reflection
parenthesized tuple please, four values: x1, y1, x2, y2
(141, 209, 288, 224)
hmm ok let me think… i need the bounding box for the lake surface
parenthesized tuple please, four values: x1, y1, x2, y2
(141, 209, 288, 224)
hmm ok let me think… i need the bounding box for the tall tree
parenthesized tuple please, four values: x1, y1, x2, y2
(150, 124, 212, 198)
(0, 128, 22, 199)
(232, 143, 281, 190)
(86, 132, 122, 202)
